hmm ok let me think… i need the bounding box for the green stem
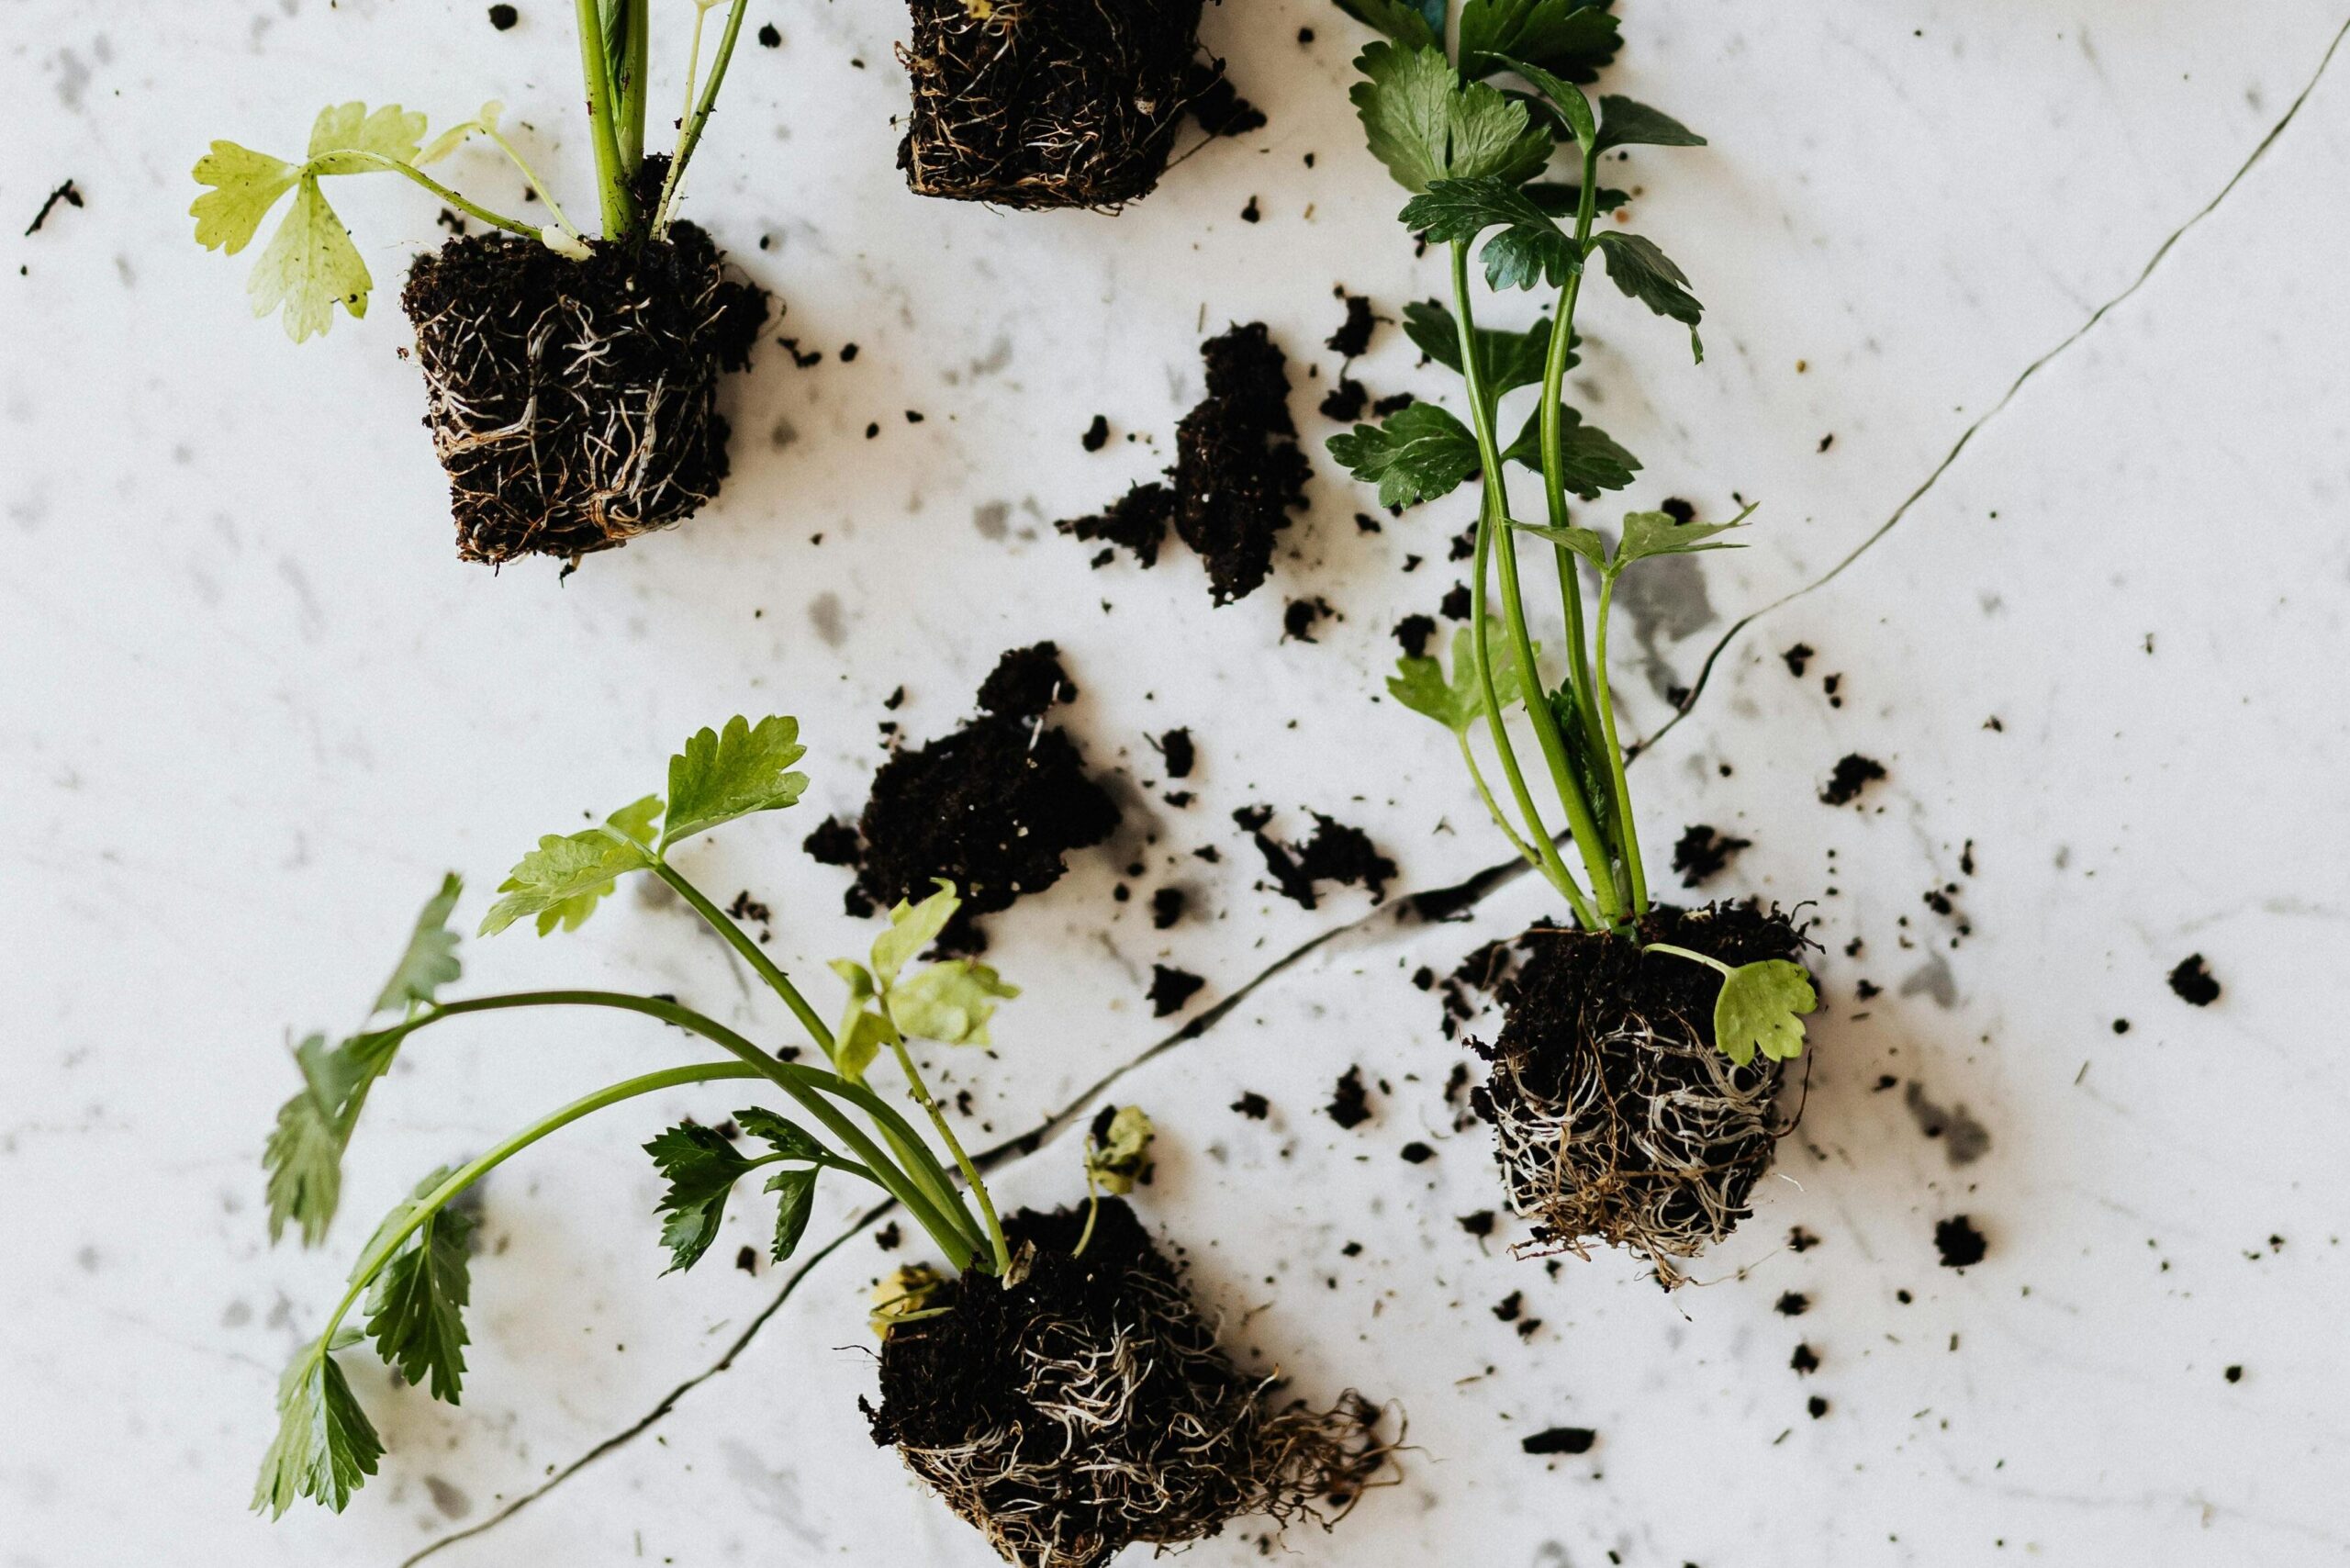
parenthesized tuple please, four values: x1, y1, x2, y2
(476, 127, 582, 239)
(654, 0, 753, 230)
(652, 860, 838, 1057)
(744, 1148, 882, 1187)
(1073, 1171, 1102, 1258)
(613, 0, 650, 173)
(883, 1026, 1012, 1276)
(572, 0, 635, 236)
(314, 152, 537, 239)
(1644, 942, 1730, 977)
(1457, 729, 1540, 869)
(1452, 241, 1619, 926)
(1593, 575, 1651, 915)
(1539, 146, 1608, 756)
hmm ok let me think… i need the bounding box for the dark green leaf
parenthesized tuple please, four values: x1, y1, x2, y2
(359, 1167, 475, 1405)
(372, 873, 463, 1016)
(1351, 42, 1553, 194)
(1331, 0, 1438, 50)
(1401, 299, 1562, 394)
(263, 1033, 366, 1246)
(1614, 506, 1750, 566)
(763, 1167, 819, 1263)
(1594, 95, 1705, 152)
(1328, 401, 1483, 508)
(644, 1122, 753, 1273)
(1547, 683, 1622, 878)
(1459, 0, 1621, 84)
(252, 1342, 383, 1517)
(1590, 230, 1705, 360)
(662, 715, 809, 850)
(1523, 181, 1630, 216)
(1389, 620, 1538, 734)
(734, 1106, 825, 1162)
(1500, 404, 1642, 498)
(1487, 55, 1595, 150)
(1403, 177, 1578, 291)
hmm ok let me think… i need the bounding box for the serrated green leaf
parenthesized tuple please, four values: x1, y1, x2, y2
(1614, 507, 1749, 566)
(735, 1105, 826, 1162)
(1500, 404, 1642, 498)
(1512, 520, 1610, 568)
(359, 1168, 475, 1405)
(1400, 299, 1561, 394)
(661, 716, 809, 850)
(1328, 401, 1482, 510)
(1545, 682, 1619, 868)
(373, 873, 464, 1016)
(1486, 54, 1596, 150)
(1712, 959, 1817, 1067)
(252, 1343, 383, 1517)
(1403, 177, 1578, 291)
(1351, 42, 1554, 195)
(1594, 95, 1705, 153)
(1331, 0, 1438, 49)
(416, 100, 503, 167)
(763, 1167, 819, 1262)
(1522, 180, 1631, 216)
(1083, 1105, 1156, 1196)
(306, 101, 427, 163)
(1459, 0, 1621, 84)
(248, 174, 370, 342)
(1388, 620, 1538, 734)
(888, 959, 1019, 1047)
(263, 1033, 364, 1246)
(870, 881, 959, 985)
(1591, 230, 1705, 360)
(606, 793, 665, 849)
(190, 141, 298, 254)
(478, 823, 654, 938)
(644, 1122, 753, 1273)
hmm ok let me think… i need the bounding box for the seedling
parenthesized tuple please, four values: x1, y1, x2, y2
(1328, 0, 1818, 1276)
(251, 717, 1383, 1561)
(190, 2, 768, 563)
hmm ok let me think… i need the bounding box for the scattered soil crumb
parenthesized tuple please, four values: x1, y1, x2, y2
(1672, 824, 1751, 889)
(1326, 1066, 1372, 1129)
(2168, 953, 2221, 1006)
(1787, 1226, 1820, 1253)
(1282, 597, 1332, 643)
(1459, 1210, 1495, 1238)
(1081, 413, 1111, 451)
(1774, 1291, 1809, 1317)
(1807, 1395, 1830, 1419)
(1233, 805, 1395, 909)
(25, 178, 84, 236)
(1790, 1343, 1819, 1374)
(488, 4, 518, 29)
(1319, 377, 1368, 421)
(1150, 887, 1186, 930)
(1175, 323, 1311, 604)
(1492, 1291, 1523, 1322)
(1438, 584, 1472, 621)
(1326, 290, 1375, 358)
(1393, 614, 1437, 658)
(1903, 1081, 1993, 1166)
(1058, 480, 1172, 567)
(1819, 753, 1887, 807)
(1782, 643, 1814, 678)
(1933, 1215, 1987, 1269)
(1154, 727, 1195, 778)
(734, 1244, 758, 1273)
(1400, 1141, 1434, 1164)
(1147, 964, 1205, 1017)
(1230, 1091, 1270, 1120)
(1521, 1427, 1595, 1456)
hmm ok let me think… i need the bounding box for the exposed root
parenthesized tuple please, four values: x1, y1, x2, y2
(1471, 904, 1807, 1286)
(401, 202, 766, 565)
(867, 1201, 1391, 1568)
(897, 0, 1216, 209)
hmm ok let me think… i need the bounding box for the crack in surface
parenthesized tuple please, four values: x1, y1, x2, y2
(403, 27, 2350, 1552)
(1650, 10, 2350, 749)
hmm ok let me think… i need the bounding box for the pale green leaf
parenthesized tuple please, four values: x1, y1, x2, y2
(870, 881, 959, 985)
(606, 793, 666, 849)
(763, 1167, 818, 1262)
(661, 715, 808, 850)
(1509, 520, 1610, 567)
(248, 174, 370, 342)
(1712, 959, 1817, 1067)
(888, 959, 1019, 1047)
(373, 874, 464, 1016)
(1591, 230, 1704, 360)
(1388, 621, 1536, 734)
(1499, 404, 1641, 498)
(1327, 400, 1482, 510)
(359, 1168, 475, 1405)
(189, 141, 297, 254)
(263, 1033, 363, 1247)
(834, 1008, 893, 1085)
(1594, 95, 1705, 153)
(417, 101, 503, 166)
(1083, 1105, 1156, 1196)
(1614, 507, 1750, 566)
(306, 101, 427, 163)
(478, 826, 653, 938)
(252, 1343, 383, 1517)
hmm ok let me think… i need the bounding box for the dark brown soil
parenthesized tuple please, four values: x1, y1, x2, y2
(402, 174, 767, 565)
(1520, 1426, 1595, 1455)
(1176, 323, 1311, 604)
(1326, 1065, 1372, 1129)
(1234, 805, 1394, 910)
(834, 644, 1118, 950)
(866, 1200, 1385, 1568)
(1471, 902, 1809, 1282)
(1148, 963, 1205, 1016)
(1057, 480, 1173, 566)
(1934, 1214, 1987, 1268)
(897, 0, 1214, 209)
(2168, 953, 2221, 1005)
(1671, 823, 1751, 889)
(1818, 753, 1886, 806)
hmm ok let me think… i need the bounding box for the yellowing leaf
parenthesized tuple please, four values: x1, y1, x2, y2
(189, 141, 297, 254)
(1712, 959, 1817, 1068)
(869, 1262, 948, 1336)
(418, 101, 502, 166)
(248, 175, 371, 342)
(888, 959, 1018, 1046)
(1083, 1105, 1156, 1196)
(307, 101, 427, 163)
(869, 881, 959, 986)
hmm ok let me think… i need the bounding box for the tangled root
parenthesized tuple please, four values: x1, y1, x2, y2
(401, 207, 767, 565)
(1472, 904, 1808, 1286)
(897, 0, 1214, 209)
(867, 1200, 1391, 1568)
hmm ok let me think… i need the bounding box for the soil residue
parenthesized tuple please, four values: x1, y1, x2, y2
(1234, 805, 1394, 910)
(1671, 823, 1751, 889)
(1934, 1214, 1987, 1269)
(1326, 1066, 1373, 1129)
(1147, 964, 1205, 1017)
(2168, 954, 2221, 1006)
(1818, 753, 1887, 807)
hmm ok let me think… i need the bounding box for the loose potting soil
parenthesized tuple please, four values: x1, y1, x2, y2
(867, 1199, 1385, 1568)
(402, 177, 767, 564)
(1472, 902, 1810, 1284)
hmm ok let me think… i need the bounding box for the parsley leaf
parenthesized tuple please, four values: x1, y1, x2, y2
(1500, 404, 1641, 497)
(252, 1336, 383, 1518)
(247, 175, 371, 343)
(1401, 299, 1561, 393)
(1523, 180, 1631, 216)
(1711, 959, 1817, 1067)
(660, 715, 809, 851)
(373, 873, 463, 1015)
(1458, 0, 1622, 84)
(1352, 43, 1554, 194)
(644, 1122, 753, 1273)
(1512, 520, 1610, 568)
(735, 1106, 825, 1162)
(1488, 55, 1597, 150)
(1615, 507, 1748, 565)
(869, 881, 959, 985)
(1083, 1105, 1157, 1195)
(358, 1168, 475, 1405)
(1590, 230, 1705, 360)
(1332, 0, 1438, 49)
(478, 809, 658, 937)
(1389, 620, 1539, 734)
(827, 958, 892, 1082)
(1403, 177, 1578, 290)
(764, 1167, 819, 1262)
(189, 142, 298, 254)
(889, 958, 1019, 1046)
(263, 1033, 365, 1246)
(1328, 401, 1483, 509)
(303, 101, 427, 165)
(1594, 95, 1705, 153)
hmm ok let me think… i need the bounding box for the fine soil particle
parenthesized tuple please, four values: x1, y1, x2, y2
(866, 1201, 1386, 1568)
(1934, 1215, 1988, 1269)
(1318, 376, 1369, 421)
(803, 815, 863, 868)
(1231, 1091, 1270, 1119)
(758, 20, 780, 45)
(1807, 1395, 1830, 1419)
(1459, 1210, 1496, 1238)
(1058, 480, 1174, 566)
(1154, 727, 1196, 778)
(1393, 613, 1437, 658)
(1783, 642, 1814, 677)
(25, 179, 84, 235)
(1438, 583, 1472, 621)
(1400, 1141, 1435, 1164)
(840, 644, 1118, 950)
(1775, 1291, 1810, 1316)
(402, 174, 767, 564)
(1081, 413, 1112, 451)
(1790, 1342, 1819, 1374)
(1174, 323, 1312, 604)
(897, 0, 1214, 209)
(1326, 290, 1375, 358)
(1183, 65, 1268, 138)
(1671, 823, 1752, 889)
(1233, 805, 1395, 910)
(1150, 886, 1186, 929)
(1282, 597, 1331, 642)
(735, 1243, 758, 1273)
(1472, 903, 1808, 1283)
(1326, 1066, 1373, 1129)
(1818, 753, 1887, 807)
(2168, 953, 2221, 1006)
(1148, 963, 1206, 1017)
(488, 3, 518, 28)
(1520, 1427, 1596, 1456)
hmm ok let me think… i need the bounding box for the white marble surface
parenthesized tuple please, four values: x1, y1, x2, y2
(6, 0, 2350, 1562)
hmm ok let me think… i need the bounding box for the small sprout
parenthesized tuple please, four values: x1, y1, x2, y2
(1646, 944, 1818, 1067)
(1084, 1105, 1157, 1196)
(870, 1262, 950, 1337)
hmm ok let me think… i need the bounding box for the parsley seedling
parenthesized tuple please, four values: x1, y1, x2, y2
(1330, 0, 1816, 1061)
(252, 715, 1025, 1518)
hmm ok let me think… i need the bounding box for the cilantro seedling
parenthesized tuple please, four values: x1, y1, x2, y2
(191, 0, 755, 339)
(1329, 0, 1816, 1062)
(252, 714, 1027, 1518)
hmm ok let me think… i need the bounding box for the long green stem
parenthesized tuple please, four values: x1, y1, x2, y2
(572, 0, 635, 236)
(884, 1029, 1012, 1275)
(1539, 146, 1607, 752)
(652, 861, 837, 1056)
(1592, 575, 1651, 914)
(1457, 730, 1540, 868)
(315, 153, 537, 239)
(613, 0, 650, 173)
(654, 0, 753, 230)
(1452, 241, 1621, 925)
(476, 127, 582, 238)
